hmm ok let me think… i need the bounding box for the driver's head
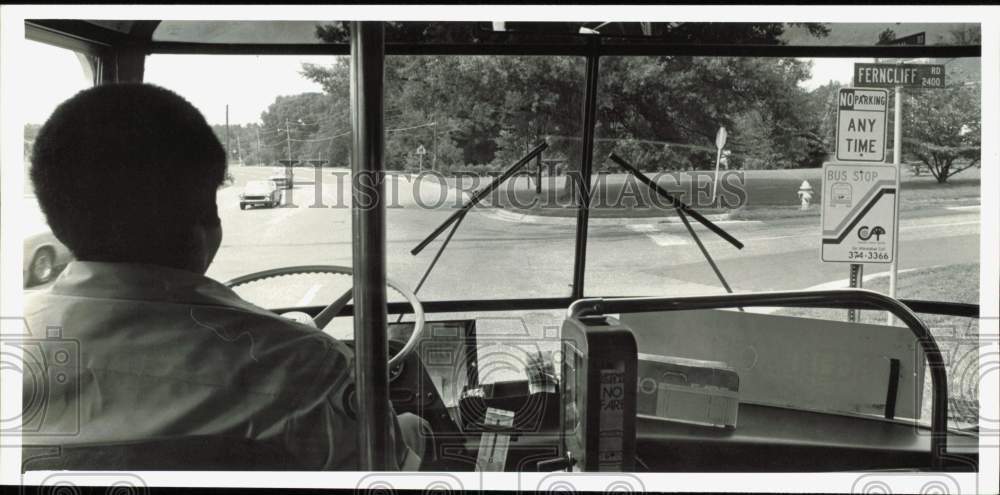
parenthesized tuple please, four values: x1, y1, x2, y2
(30, 83, 226, 274)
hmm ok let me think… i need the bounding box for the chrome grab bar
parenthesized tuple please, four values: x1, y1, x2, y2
(568, 288, 949, 469)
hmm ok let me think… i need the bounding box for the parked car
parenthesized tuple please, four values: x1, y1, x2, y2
(24, 228, 72, 286)
(239, 180, 282, 210)
(268, 169, 293, 189)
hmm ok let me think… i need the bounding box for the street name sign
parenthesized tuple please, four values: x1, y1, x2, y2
(821, 162, 899, 264)
(835, 88, 888, 162)
(854, 63, 946, 89)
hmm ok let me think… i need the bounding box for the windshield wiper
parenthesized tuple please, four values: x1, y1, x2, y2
(608, 153, 744, 250)
(402, 142, 549, 308)
(411, 141, 549, 256)
(608, 153, 744, 306)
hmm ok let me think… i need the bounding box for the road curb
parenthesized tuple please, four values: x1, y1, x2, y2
(478, 206, 747, 227)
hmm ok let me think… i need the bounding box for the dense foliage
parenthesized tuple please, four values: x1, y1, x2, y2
(242, 54, 831, 174)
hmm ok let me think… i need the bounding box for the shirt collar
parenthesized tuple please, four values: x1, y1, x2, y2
(50, 261, 264, 313)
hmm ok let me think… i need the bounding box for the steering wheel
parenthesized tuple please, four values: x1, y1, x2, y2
(224, 265, 425, 369)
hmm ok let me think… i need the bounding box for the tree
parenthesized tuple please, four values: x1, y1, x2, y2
(258, 92, 348, 166)
(877, 28, 897, 45)
(902, 82, 980, 183)
(596, 56, 825, 171)
(293, 22, 831, 174)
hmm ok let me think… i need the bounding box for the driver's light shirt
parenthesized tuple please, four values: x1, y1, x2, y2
(22, 261, 413, 470)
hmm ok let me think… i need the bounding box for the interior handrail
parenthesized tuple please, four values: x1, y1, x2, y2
(567, 288, 949, 470)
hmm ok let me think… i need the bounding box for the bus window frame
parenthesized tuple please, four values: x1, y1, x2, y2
(23, 19, 982, 316)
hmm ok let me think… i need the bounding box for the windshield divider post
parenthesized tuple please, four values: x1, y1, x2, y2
(571, 45, 601, 300)
(349, 20, 393, 471)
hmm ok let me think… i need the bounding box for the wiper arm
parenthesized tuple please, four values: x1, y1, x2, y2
(411, 141, 549, 255)
(608, 153, 744, 250)
(608, 153, 744, 309)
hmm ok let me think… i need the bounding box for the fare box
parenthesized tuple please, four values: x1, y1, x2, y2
(835, 88, 888, 162)
(821, 162, 899, 264)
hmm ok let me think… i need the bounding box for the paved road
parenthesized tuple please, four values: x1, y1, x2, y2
(208, 167, 980, 309)
(22, 166, 980, 329)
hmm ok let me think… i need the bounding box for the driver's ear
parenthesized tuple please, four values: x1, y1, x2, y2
(193, 203, 222, 273)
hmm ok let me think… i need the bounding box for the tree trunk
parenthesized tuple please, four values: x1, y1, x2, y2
(932, 156, 953, 184)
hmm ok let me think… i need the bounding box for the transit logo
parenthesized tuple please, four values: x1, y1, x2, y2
(857, 225, 885, 241)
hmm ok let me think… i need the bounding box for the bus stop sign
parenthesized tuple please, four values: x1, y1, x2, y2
(821, 162, 899, 263)
(835, 88, 888, 162)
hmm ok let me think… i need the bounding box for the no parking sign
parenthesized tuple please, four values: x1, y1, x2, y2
(835, 88, 888, 162)
(820, 162, 899, 263)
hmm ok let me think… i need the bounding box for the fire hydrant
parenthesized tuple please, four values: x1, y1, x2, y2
(797, 180, 813, 210)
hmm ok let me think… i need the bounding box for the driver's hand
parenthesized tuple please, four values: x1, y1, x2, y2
(280, 311, 318, 328)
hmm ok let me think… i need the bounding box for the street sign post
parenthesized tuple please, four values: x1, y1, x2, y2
(854, 63, 945, 89)
(835, 88, 888, 162)
(416, 144, 427, 172)
(820, 162, 899, 264)
(849, 61, 945, 325)
(711, 126, 727, 204)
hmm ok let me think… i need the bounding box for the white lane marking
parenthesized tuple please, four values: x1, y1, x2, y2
(296, 283, 323, 307)
(627, 223, 656, 233)
(946, 205, 980, 211)
(627, 224, 689, 246)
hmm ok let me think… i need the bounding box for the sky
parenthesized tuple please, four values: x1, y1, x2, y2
(23, 39, 862, 127)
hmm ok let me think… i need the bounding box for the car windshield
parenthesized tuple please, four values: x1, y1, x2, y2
(21, 21, 983, 432)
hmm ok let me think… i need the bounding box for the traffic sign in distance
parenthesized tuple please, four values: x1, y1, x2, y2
(854, 63, 945, 89)
(416, 145, 427, 155)
(835, 88, 888, 162)
(821, 162, 899, 264)
(715, 126, 727, 149)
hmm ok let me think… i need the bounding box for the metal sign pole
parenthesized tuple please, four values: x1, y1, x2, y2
(711, 126, 727, 205)
(848, 263, 863, 322)
(887, 85, 903, 326)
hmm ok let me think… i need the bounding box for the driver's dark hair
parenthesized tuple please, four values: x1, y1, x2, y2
(30, 83, 226, 267)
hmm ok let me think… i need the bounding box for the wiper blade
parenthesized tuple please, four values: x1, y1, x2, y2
(608, 152, 744, 250)
(411, 141, 549, 255)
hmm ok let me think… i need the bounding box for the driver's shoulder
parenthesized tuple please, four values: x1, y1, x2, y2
(221, 304, 354, 367)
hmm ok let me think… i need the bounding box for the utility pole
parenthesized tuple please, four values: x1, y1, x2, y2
(256, 127, 262, 166)
(285, 118, 292, 163)
(236, 134, 243, 166)
(431, 122, 437, 172)
(225, 104, 230, 166)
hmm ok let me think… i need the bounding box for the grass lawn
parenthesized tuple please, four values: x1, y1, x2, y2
(491, 166, 980, 220)
(776, 263, 981, 428)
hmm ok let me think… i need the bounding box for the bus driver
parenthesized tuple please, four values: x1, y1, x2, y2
(24, 83, 427, 470)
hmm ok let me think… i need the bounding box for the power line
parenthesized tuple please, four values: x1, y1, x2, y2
(288, 130, 352, 143)
(386, 121, 437, 133)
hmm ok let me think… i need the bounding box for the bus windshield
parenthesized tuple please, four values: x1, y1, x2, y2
(23, 20, 982, 432)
